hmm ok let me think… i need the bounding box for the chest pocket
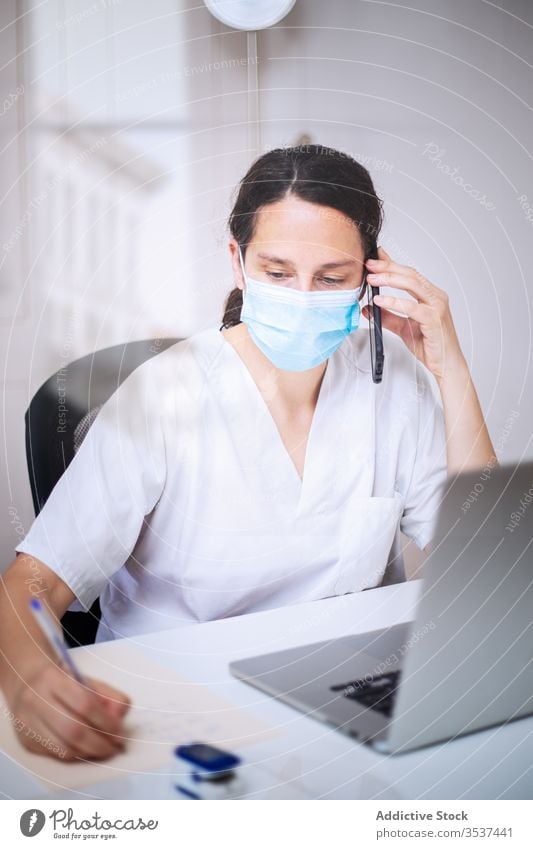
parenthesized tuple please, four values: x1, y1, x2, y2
(334, 491, 405, 595)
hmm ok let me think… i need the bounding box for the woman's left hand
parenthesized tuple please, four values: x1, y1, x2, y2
(361, 246, 466, 383)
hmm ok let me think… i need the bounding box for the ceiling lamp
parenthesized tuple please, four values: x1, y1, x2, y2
(204, 0, 297, 31)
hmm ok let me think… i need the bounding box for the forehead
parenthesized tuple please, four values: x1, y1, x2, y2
(251, 195, 364, 256)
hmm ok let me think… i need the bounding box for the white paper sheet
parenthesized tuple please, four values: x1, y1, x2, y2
(0, 640, 277, 793)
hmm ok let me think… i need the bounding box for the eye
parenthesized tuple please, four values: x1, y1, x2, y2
(266, 271, 290, 281)
(318, 277, 344, 287)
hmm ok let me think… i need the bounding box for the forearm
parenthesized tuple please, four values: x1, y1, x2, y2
(437, 356, 498, 475)
(0, 555, 68, 703)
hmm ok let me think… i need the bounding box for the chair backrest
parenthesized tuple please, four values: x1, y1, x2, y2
(24, 337, 181, 646)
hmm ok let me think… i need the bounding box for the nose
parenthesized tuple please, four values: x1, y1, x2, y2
(294, 276, 316, 292)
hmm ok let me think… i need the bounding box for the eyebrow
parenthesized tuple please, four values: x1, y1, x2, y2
(256, 253, 357, 270)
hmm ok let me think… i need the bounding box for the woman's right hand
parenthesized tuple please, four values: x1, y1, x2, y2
(7, 661, 131, 761)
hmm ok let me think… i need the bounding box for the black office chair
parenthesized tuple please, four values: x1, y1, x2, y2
(23, 337, 181, 647)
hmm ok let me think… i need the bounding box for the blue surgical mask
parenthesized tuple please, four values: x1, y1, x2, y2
(237, 246, 361, 371)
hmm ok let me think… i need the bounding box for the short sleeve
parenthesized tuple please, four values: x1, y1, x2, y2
(399, 367, 448, 551)
(15, 362, 167, 611)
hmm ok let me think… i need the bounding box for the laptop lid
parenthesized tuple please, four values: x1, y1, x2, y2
(385, 462, 533, 754)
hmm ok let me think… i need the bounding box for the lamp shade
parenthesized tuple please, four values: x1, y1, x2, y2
(204, 0, 296, 31)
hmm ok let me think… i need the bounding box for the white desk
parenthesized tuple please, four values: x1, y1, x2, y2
(2, 579, 532, 800)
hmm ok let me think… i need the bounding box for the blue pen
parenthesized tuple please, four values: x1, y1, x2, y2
(29, 598, 86, 685)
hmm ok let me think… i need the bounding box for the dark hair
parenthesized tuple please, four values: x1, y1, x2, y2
(220, 144, 384, 329)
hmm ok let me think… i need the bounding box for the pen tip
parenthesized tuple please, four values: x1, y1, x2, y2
(30, 598, 41, 610)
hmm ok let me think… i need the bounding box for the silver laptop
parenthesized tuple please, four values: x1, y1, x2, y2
(230, 463, 533, 754)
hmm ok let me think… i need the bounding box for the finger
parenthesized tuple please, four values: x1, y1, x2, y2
(367, 252, 447, 300)
(51, 674, 124, 735)
(10, 669, 81, 760)
(11, 704, 78, 762)
(50, 706, 126, 760)
(363, 303, 409, 337)
(49, 687, 126, 759)
(90, 679, 132, 718)
(373, 294, 435, 324)
(23, 708, 117, 762)
(45, 680, 126, 758)
(22, 675, 123, 760)
(367, 271, 442, 306)
(367, 249, 413, 277)
(369, 247, 419, 276)
(19, 717, 79, 761)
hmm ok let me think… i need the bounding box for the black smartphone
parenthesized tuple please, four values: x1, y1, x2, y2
(361, 241, 385, 383)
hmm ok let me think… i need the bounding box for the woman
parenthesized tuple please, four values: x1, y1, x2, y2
(0, 145, 496, 761)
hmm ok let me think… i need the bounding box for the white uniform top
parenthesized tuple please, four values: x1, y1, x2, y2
(15, 325, 448, 642)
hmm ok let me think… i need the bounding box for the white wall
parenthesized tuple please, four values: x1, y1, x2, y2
(1, 0, 532, 572)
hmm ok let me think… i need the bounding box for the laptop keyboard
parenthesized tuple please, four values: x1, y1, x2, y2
(330, 669, 402, 717)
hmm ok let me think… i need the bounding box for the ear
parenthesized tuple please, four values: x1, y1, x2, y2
(228, 238, 245, 291)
